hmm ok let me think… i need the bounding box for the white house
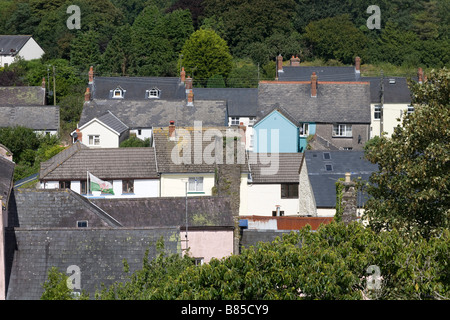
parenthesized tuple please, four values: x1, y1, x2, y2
(246, 153, 316, 217)
(39, 142, 159, 199)
(0, 35, 45, 67)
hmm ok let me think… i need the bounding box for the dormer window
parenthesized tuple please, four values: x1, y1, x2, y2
(111, 87, 125, 99)
(147, 88, 161, 99)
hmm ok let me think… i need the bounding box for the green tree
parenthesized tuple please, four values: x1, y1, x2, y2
(41, 267, 89, 300)
(70, 30, 102, 73)
(364, 68, 450, 239)
(180, 28, 233, 87)
(119, 136, 151, 148)
(99, 24, 133, 76)
(304, 14, 367, 64)
(227, 59, 259, 88)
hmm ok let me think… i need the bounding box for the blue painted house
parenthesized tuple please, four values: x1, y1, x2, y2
(253, 107, 316, 153)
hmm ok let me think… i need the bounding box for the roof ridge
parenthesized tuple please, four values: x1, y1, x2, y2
(40, 142, 84, 179)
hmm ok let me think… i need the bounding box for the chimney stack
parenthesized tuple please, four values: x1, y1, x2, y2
(84, 87, 90, 101)
(180, 67, 186, 83)
(75, 128, 82, 143)
(277, 54, 283, 74)
(290, 55, 300, 66)
(239, 122, 246, 146)
(88, 66, 94, 84)
(187, 91, 194, 106)
(169, 120, 176, 139)
(311, 72, 318, 97)
(41, 77, 46, 89)
(340, 172, 358, 225)
(185, 76, 193, 91)
(418, 67, 423, 84)
(355, 56, 361, 73)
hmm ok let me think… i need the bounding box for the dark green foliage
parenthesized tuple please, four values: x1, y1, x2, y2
(119, 136, 151, 148)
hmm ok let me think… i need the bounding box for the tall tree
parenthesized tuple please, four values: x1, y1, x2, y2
(180, 28, 233, 87)
(364, 68, 450, 239)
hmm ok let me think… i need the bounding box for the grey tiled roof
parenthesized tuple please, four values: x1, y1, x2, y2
(8, 189, 122, 228)
(257, 81, 371, 123)
(0, 105, 59, 131)
(79, 99, 228, 129)
(6, 227, 180, 300)
(249, 153, 304, 183)
(153, 127, 249, 173)
(305, 150, 378, 208)
(0, 86, 46, 105)
(93, 110, 128, 134)
(91, 76, 186, 100)
(370, 77, 412, 104)
(279, 66, 359, 81)
(91, 196, 234, 228)
(0, 35, 32, 56)
(193, 88, 258, 117)
(40, 142, 158, 181)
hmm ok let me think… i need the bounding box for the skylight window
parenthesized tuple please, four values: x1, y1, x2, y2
(323, 152, 331, 160)
(325, 164, 333, 171)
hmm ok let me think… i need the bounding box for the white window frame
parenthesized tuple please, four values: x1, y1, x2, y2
(188, 177, 204, 192)
(407, 105, 414, 115)
(147, 88, 161, 99)
(113, 88, 124, 98)
(248, 117, 256, 126)
(374, 105, 381, 120)
(333, 124, 352, 137)
(299, 123, 309, 136)
(88, 135, 100, 146)
(231, 117, 240, 126)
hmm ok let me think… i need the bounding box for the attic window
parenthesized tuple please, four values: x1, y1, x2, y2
(325, 164, 333, 171)
(77, 220, 88, 228)
(112, 87, 125, 99)
(323, 152, 331, 160)
(389, 79, 396, 84)
(147, 88, 161, 99)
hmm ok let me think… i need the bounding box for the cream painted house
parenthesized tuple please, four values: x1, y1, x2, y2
(0, 35, 45, 67)
(246, 153, 316, 217)
(368, 77, 413, 138)
(72, 110, 129, 148)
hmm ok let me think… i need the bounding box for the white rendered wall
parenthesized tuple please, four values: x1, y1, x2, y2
(160, 173, 215, 197)
(246, 183, 300, 216)
(80, 120, 119, 148)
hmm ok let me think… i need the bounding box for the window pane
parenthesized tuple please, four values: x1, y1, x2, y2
(197, 177, 203, 191)
(188, 178, 195, 191)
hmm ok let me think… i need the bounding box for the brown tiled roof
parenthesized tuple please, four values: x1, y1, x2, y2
(40, 142, 158, 181)
(249, 153, 304, 183)
(153, 126, 249, 173)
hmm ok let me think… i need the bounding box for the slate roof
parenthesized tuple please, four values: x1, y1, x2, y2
(6, 227, 180, 300)
(79, 99, 228, 129)
(0, 86, 46, 105)
(279, 66, 359, 81)
(40, 142, 158, 181)
(0, 35, 32, 56)
(8, 189, 122, 228)
(83, 110, 129, 134)
(0, 105, 59, 131)
(369, 77, 412, 104)
(193, 88, 258, 117)
(249, 153, 304, 183)
(257, 81, 371, 124)
(91, 76, 186, 100)
(305, 150, 378, 208)
(91, 196, 234, 228)
(153, 126, 249, 174)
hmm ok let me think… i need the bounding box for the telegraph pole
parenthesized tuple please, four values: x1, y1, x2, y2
(53, 66, 56, 106)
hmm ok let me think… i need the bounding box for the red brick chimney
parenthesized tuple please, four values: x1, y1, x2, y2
(41, 77, 46, 88)
(311, 72, 318, 97)
(187, 91, 194, 106)
(418, 67, 423, 84)
(185, 76, 193, 90)
(84, 87, 90, 101)
(88, 66, 94, 84)
(290, 55, 300, 66)
(239, 122, 246, 146)
(75, 128, 82, 142)
(355, 56, 361, 73)
(180, 67, 186, 83)
(277, 54, 283, 74)
(169, 120, 176, 139)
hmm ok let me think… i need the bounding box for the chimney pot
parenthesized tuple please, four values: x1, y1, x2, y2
(169, 121, 176, 139)
(185, 76, 193, 90)
(418, 67, 423, 84)
(311, 72, 318, 97)
(290, 55, 300, 66)
(187, 91, 194, 106)
(180, 67, 186, 83)
(84, 87, 90, 101)
(75, 128, 82, 142)
(355, 56, 361, 72)
(88, 66, 94, 84)
(41, 77, 46, 88)
(277, 54, 283, 73)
